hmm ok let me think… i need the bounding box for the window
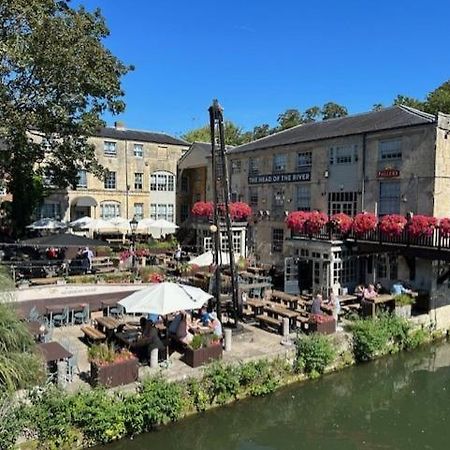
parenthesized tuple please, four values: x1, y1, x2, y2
(297, 152, 312, 170)
(134, 143, 143, 157)
(379, 139, 402, 161)
(134, 203, 144, 220)
(329, 145, 357, 165)
(221, 231, 242, 254)
(249, 158, 259, 176)
(296, 185, 311, 211)
(231, 160, 241, 174)
(272, 228, 284, 253)
(150, 203, 175, 221)
(328, 192, 358, 216)
(134, 173, 143, 190)
(157, 146, 168, 160)
(249, 187, 258, 207)
(273, 154, 287, 173)
(104, 141, 117, 156)
(332, 250, 357, 285)
(104, 171, 116, 189)
(379, 182, 400, 215)
(231, 192, 238, 202)
(272, 187, 285, 211)
(100, 202, 120, 219)
(77, 170, 87, 188)
(150, 171, 175, 191)
(39, 203, 61, 219)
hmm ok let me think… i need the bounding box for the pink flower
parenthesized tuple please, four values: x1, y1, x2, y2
(440, 218, 450, 238)
(408, 215, 437, 238)
(379, 214, 407, 237)
(330, 213, 353, 234)
(305, 211, 328, 234)
(286, 211, 311, 233)
(352, 212, 378, 235)
(191, 201, 214, 218)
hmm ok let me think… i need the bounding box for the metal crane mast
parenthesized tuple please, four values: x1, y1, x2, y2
(209, 99, 240, 326)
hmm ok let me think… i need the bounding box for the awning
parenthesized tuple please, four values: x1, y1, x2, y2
(72, 196, 98, 208)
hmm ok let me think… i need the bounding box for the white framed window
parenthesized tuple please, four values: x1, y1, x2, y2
(150, 203, 175, 221)
(296, 185, 311, 211)
(150, 171, 175, 191)
(297, 152, 312, 169)
(150, 203, 157, 220)
(100, 202, 120, 219)
(379, 139, 402, 160)
(273, 154, 287, 173)
(77, 170, 87, 188)
(134, 143, 143, 158)
(329, 145, 357, 165)
(231, 160, 241, 174)
(167, 204, 174, 222)
(104, 141, 117, 156)
(249, 158, 259, 176)
(104, 172, 116, 189)
(379, 182, 400, 215)
(328, 192, 358, 216)
(134, 203, 144, 220)
(204, 236, 212, 251)
(134, 173, 143, 190)
(249, 187, 258, 207)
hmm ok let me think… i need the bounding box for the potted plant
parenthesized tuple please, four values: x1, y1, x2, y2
(305, 211, 328, 235)
(285, 211, 311, 234)
(329, 213, 353, 235)
(408, 215, 437, 238)
(183, 334, 223, 368)
(379, 214, 407, 237)
(89, 343, 138, 387)
(308, 314, 336, 334)
(352, 212, 378, 236)
(394, 294, 414, 319)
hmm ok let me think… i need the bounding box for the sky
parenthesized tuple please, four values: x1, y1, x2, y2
(74, 0, 450, 137)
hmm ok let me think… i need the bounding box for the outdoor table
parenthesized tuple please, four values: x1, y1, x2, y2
(46, 303, 86, 326)
(37, 341, 73, 378)
(263, 305, 298, 329)
(26, 321, 48, 342)
(101, 299, 120, 316)
(95, 316, 121, 338)
(246, 298, 265, 316)
(363, 294, 395, 318)
(190, 325, 212, 336)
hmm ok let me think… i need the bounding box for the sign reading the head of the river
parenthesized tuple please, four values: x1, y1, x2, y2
(248, 171, 311, 184)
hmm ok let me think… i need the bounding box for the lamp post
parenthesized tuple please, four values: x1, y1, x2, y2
(130, 216, 138, 275)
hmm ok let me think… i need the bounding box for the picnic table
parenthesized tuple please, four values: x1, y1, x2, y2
(362, 294, 395, 318)
(246, 298, 265, 316)
(46, 303, 87, 326)
(37, 342, 72, 364)
(263, 305, 298, 330)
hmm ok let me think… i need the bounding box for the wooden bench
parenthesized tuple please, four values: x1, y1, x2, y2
(81, 326, 106, 344)
(256, 314, 282, 333)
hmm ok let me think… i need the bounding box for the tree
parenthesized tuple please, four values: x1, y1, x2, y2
(392, 95, 424, 110)
(182, 121, 250, 146)
(0, 0, 131, 235)
(277, 109, 302, 130)
(302, 106, 321, 123)
(425, 80, 450, 115)
(252, 124, 272, 140)
(321, 102, 348, 120)
(372, 103, 384, 111)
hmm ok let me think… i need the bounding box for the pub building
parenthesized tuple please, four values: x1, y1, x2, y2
(227, 106, 450, 327)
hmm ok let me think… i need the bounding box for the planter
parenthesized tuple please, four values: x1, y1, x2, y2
(394, 304, 412, 319)
(309, 318, 336, 335)
(184, 344, 223, 368)
(90, 357, 138, 387)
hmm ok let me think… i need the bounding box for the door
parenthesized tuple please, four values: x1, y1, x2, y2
(284, 257, 299, 294)
(298, 260, 313, 294)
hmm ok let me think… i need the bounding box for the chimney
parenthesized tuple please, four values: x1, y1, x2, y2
(114, 121, 126, 131)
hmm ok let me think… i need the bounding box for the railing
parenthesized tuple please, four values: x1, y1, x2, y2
(291, 225, 450, 251)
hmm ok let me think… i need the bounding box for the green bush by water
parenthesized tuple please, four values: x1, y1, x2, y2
(295, 333, 336, 377)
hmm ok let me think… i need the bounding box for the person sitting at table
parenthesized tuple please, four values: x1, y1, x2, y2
(147, 313, 161, 324)
(354, 284, 364, 300)
(363, 284, 378, 300)
(391, 280, 413, 296)
(311, 293, 323, 315)
(375, 282, 388, 294)
(168, 312, 182, 336)
(176, 312, 193, 345)
(328, 292, 340, 322)
(208, 312, 223, 339)
(196, 306, 210, 326)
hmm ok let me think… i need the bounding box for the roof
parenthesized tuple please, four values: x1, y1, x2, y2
(19, 234, 109, 248)
(94, 127, 189, 147)
(178, 141, 234, 169)
(228, 106, 436, 154)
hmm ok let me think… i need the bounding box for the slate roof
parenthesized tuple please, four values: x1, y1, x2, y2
(95, 127, 189, 146)
(228, 106, 436, 154)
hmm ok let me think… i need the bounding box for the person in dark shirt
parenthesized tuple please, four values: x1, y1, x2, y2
(142, 319, 166, 362)
(311, 293, 323, 315)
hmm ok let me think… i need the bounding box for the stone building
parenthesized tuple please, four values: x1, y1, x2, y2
(227, 106, 450, 311)
(39, 122, 189, 222)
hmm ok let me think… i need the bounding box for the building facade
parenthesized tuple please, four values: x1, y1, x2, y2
(227, 106, 450, 301)
(39, 123, 189, 222)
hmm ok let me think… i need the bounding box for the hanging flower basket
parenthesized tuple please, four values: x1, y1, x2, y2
(379, 214, 407, 237)
(305, 211, 328, 234)
(440, 218, 450, 238)
(285, 211, 311, 234)
(352, 212, 378, 235)
(408, 215, 437, 238)
(329, 213, 353, 234)
(191, 201, 214, 218)
(228, 202, 252, 221)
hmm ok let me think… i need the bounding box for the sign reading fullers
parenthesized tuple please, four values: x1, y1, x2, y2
(248, 172, 311, 184)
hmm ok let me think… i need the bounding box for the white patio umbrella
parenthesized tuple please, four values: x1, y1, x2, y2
(69, 216, 93, 229)
(148, 219, 178, 238)
(86, 218, 115, 232)
(118, 282, 212, 315)
(26, 218, 67, 230)
(136, 218, 157, 234)
(108, 217, 131, 233)
(188, 250, 237, 267)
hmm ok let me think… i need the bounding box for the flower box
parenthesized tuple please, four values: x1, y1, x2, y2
(90, 356, 139, 388)
(308, 316, 336, 335)
(183, 343, 223, 368)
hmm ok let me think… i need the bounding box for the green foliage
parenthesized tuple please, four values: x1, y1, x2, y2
(426, 80, 450, 115)
(0, 0, 131, 235)
(277, 109, 302, 130)
(321, 102, 348, 120)
(238, 360, 281, 396)
(0, 394, 25, 450)
(295, 333, 336, 377)
(139, 265, 163, 281)
(182, 121, 251, 146)
(185, 378, 209, 412)
(393, 94, 425, 110)
(190, 334, 204, 350)
(404, 327, 429, 350)
(394, 294, 415, 306)
(66, 274, 97, 284)
(204, 362, 241, 405)
(88, 343, 117, 364)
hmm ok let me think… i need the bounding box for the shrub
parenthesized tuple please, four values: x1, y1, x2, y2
(238, 360, 281, 397)
(405, 327, 429, 350)
(204, 362, 240, 405)
(295, 333, 336, 377)
(394, 294, 415, 306)
(185, 378, 209, 412)
(0, 396, 25, 450)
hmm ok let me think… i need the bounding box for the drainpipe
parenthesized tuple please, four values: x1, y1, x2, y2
(361, 133, 367, 211)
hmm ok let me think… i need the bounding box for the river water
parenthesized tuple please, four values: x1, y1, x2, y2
(99, 343, 450, 450)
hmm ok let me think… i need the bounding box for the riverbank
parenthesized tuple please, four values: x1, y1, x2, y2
(2, 313, 446, 449)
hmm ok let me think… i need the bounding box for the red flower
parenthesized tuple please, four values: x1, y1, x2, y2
(149, 272, 164, 283)
(352, 212, 378, 235)
(330, 213, 353, 234)
(191, 201, 214, 218)
(309, 314, 334, 324)
(286, 211, 311, 233)
(228, 202, 252, 220)
(379, 214, 407, 237)
(119, 250, 133, 262)
(305, 211, 328, 234)
(408, 215, 437, 238)
(440, 218, 450, 238)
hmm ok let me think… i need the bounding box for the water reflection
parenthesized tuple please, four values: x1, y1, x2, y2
(97, 343, 450, 450)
